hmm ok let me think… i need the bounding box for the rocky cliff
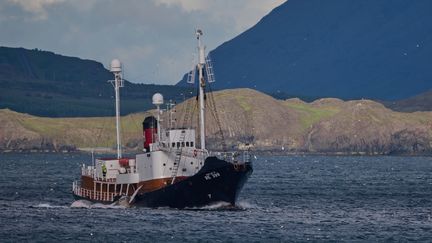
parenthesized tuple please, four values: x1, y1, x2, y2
(1, 88, 432, 154)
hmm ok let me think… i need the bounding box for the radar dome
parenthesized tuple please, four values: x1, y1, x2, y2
(152, 93, 164, 105)
(110, 59, 122, 73)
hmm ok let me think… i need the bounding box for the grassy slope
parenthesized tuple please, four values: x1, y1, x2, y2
(1, 109, 146, 148)
(283, 101, 340, 131)
(2, 88, 432, 153)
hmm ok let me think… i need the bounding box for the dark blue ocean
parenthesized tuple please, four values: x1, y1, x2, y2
(1, 153, 432, 242)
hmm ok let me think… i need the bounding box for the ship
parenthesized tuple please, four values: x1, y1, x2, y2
(72, 30, 253, 208)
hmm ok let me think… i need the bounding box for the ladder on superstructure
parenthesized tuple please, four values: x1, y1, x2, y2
(171, 130, 186, 184)
(205, 55, 215, 83)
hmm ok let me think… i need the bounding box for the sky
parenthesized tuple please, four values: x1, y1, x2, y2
(0, 0, 285, 84)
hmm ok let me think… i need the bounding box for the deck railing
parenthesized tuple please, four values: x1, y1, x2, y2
(72, 181, 115, 202)
(210, 150, 251, 164)
(93, 177, 117, 183)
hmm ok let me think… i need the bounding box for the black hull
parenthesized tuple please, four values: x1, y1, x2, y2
(134, 156, 253, 208)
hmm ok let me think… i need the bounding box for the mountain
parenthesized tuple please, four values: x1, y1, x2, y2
(178, 0, 432, 101)
(2, 88, 432, 155)
(381, 90, 432, 112)
(0, 47, 193, 117)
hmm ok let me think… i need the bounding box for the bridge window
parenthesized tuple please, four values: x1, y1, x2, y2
(172, 142, 175, 148)
(186, 142, 190, 147)
(191, 142, 194, 147)
(177, 142, 180, 148)
(182, 142, 185, 147)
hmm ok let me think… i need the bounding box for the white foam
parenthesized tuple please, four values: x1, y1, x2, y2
(199, 201, 232, 210)
(34, 203, 68, 209)
(70, 200, 126, 209)
(236, 200, 259, 209)
(91, 203, 126, 209)
(70, 200, 92, 208)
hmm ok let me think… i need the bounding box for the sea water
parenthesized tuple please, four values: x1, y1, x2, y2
(1, 153, 432, 242)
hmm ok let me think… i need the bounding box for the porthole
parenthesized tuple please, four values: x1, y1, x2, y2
(163, 163, 166, 166)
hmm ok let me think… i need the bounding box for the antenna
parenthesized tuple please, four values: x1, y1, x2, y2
(196, 29, 206, 65)
(109, 59, 123, 159)
(196, 29, 203, 38)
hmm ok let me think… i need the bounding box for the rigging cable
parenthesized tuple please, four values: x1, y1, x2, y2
(206, 82, 227, 152)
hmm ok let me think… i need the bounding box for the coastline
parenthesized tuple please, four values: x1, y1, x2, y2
(2, 147, 431, 157)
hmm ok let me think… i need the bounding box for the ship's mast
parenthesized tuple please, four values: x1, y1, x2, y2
(152, 93, 164, 143)
(110, 59, 124, 159)
(196, 30, 206, 150)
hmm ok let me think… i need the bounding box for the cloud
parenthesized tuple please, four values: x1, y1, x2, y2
(152, 0, 207, 12)
(228, 0, 287, 31)
(152, 0, 285, 31)
(7, 0, 64, 19)
(0, 0, 286, 84)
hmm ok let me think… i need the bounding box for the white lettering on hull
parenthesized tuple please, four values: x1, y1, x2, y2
(204, 171, 220, 180)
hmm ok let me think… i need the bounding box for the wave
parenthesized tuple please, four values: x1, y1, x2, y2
(69, 199, 257, 211)
(70, 200, 92, 208)
(32, 203, 68, 209)
(70, 200, 126, 209)
(185, 200, 258, 211)
(197, 201, 232, 210)
(235, 200, 259, 210)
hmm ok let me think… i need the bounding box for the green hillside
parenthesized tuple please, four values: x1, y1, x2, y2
(2, 88, 432, 154)
(0, 108, 147, 151)
(0, 47, 193, 117)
